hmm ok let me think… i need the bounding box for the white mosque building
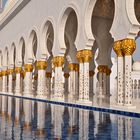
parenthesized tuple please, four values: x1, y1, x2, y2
(0, 0, 140, 113)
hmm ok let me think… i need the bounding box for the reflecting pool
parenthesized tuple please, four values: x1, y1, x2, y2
(0, 96, 140, 140)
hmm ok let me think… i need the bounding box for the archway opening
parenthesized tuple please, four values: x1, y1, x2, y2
(64, 9, 78, 64)
(135, 0, 140, 23)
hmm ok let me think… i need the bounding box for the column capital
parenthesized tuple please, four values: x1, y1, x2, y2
(76, 49, 92, 63)
(15, 67, 22, 74)
(34, 74, 38, 80)
(98, 65, 108, 73)
(46, 72, 52, 78)
(36, 61, 47, 70)
(1, 70, 8, 76)
(106, 68, 112, 76)
(7, 69, 14, 75)
(24, 64, 33, 72)
(113, 41, 123, 57)
(122, 39, 136, 56)
(68, 63, 79, 71)
(64, 73, 70, 78)
(89, 71, 95, 77)
(0, 72, 2, 77)
(53, 56, 65, 67)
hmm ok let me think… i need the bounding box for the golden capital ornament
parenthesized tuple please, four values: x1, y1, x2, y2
(122, 39, 136, 56)
(36, 61, 47, 70)
(113, 41, 123, 57)
(53, 56, 65, 67)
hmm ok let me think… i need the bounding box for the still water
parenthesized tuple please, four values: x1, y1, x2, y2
(0, 96, 140, 140)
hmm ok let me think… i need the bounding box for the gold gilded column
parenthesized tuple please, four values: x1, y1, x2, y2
(23, 64, 34, 97)
(36, 61, 47, 98)
(68, 63, 79, 102)
(122, 39, 136, 108)
(15, 67, 22, 95)
(77, 49, 92, 104)
(7, 69, 14, 93)
(113, 41, 124, 105)
(53, 56, 65, 101)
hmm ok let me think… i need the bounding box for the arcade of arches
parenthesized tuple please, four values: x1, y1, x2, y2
(0, 0, 140, 111)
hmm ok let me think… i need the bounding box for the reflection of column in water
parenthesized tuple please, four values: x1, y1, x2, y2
(0, 96, 1, 113)
(15, 98, 21, 124)
(94, 111, 100, 137)
(2, 96, 7, 116)
(0, 117, 6, 139)
(118, 116, 124, 140)
(36, 102, 45, 136)
(68, 107, 78, 134)
(79, 109, 89, 140)
(7, 96, 12, 120)
(53, 105, 64, 139)
(23, 100, 32, 129)
(125, 117, 132, 140)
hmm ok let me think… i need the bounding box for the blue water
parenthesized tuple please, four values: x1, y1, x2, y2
(0, 96, 140, 140)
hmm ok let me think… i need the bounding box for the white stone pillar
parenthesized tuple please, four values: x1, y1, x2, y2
(64, 73, 70, 100)
(53, 56, 65, 101)
(89, 71, 94, 101)
(2, 70, 8, 93)
(7, 69, 14, 94)
(36, 61, 47, 99)
(77, 50, 92, 104)
(79, 63, 84, 101)
(97, 65, 108, 98)
(83, 62, 90, 101)
(106, 69, 111, 95)
(68, 64, 79, 102)
(46, 73, 52, 99)
(0, 72, 2, 92)
(15, 67, 22, 96)
(23, 64, 33, 97)
(114, 41, 124, 105)
(122, 39, 136, 108)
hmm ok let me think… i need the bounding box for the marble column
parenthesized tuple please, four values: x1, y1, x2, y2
(2, 70, 8, 93)
(122, 39, 136, 108)
(89, 71, 95, 101)
(113, 41, 124, 106)
(0, 72, 2, 92)
(46, 73, 52, 99)
(64, 73, 70, 100)
(36, 61, 47, 99)
(7, 69, 14, 94)
(97, 65, 108, 98)
(23, 64, 33, 97)
(68, 63, 79, 102)
(15, 67, 22, 96)
(77, 50, 92, 104)
(53, 56, 65, 101)
(106, 68, 111, 95)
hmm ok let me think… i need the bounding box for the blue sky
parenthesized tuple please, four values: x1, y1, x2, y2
(2, 0, 7, 6)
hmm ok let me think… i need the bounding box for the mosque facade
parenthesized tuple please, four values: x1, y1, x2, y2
(0, 0, 140, 111)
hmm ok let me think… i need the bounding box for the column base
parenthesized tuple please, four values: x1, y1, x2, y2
(113, 104, 136, 110)
(97, 94, 105, 98)
(123, 104, 136, 109)
(53, 96, 64, 102)
(76, 100, 92, 106)
(23, 92, 33, 98)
